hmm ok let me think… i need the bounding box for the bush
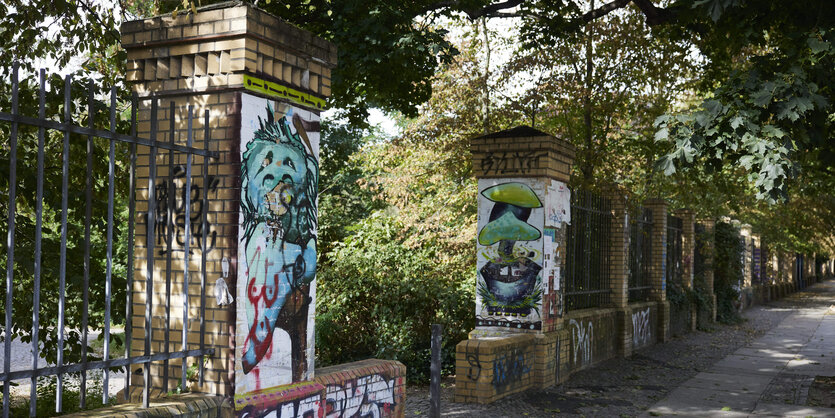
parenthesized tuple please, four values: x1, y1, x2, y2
(315, 212, 475, 382)
(713, 222, 744, 324)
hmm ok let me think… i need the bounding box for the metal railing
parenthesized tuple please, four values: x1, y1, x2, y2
(565, 190, 612, 310)
(666, 214, 683, 288)
(0, 64, 218, 416)
(628, 207, 653, 302)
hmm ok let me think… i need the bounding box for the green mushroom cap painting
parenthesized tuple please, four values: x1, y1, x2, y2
(476, 181, 544, 327)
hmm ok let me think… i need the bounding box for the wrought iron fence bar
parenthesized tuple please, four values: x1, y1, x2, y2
(125, 95, 137, 396)
(163, 103, 176, 393)
(182, 105, 194, 392)
(144, 98, 159, 410)
(0, 112, 219, 158)
(199, 109, 209, 385)
(56, 73, 71, 414)
(3, 60, 19, 418)
(30, 67, 46, 418)
(0, 348, 216, 382)
(80, 80, 95, 410)
(103, 86, 117, 405)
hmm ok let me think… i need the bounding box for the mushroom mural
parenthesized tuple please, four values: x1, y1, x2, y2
(477, 182, 544, 320)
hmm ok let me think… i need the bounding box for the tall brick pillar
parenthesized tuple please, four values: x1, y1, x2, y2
(121, 2, 336, 406)
(456, 126, 575, 403)
(604, 186, 631, 356)
(674, 209, 695, 289)
(643, 199, 670, 342)
(740, 224, 753, 288)
(697, 219, 717, 322)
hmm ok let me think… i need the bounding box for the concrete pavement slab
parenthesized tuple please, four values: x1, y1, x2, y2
(752, 401, 835, 417)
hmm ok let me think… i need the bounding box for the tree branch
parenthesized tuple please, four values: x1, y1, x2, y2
(630, 0, 678, 26)
(581, 0, 632, 22)
(419, 0, 526, 20)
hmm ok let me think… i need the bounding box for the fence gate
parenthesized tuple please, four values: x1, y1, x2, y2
(0, 64, 218, 416)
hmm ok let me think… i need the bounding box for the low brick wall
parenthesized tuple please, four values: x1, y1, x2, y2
(62, 393, 228, 417)
(231, 359, 405, 417)
(315, 359, 406, 417)
(455, 334, 537, 403)
(561, 308, 618, 376)
(626, 302, 659, 352)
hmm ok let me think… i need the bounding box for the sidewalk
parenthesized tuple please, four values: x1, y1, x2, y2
(645, 280, 835, 417)
(406, 280, 835, 417)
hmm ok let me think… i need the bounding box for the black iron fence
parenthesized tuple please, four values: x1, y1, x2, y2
(565, 190, 612, 310)
(666, 214, 683, 288)
(0, 64, 217, 416)
(628, 207, 653, 302)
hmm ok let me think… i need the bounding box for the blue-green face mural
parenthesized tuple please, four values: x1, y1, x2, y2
(239, 101, 318, 385)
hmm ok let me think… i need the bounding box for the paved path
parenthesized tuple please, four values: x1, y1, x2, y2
(407, 279, 835, 417)
(646, 281, 835, 417)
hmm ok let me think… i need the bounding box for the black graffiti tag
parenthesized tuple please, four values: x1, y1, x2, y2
(466, 353, 482, 381)
(150, 165, 219, 255)
(481, 151, 546, 175)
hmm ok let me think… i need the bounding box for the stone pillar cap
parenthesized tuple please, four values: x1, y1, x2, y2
(470, 125, 575, 182)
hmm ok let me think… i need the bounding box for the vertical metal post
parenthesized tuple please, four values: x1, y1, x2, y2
(125, 95, 137, 396)
(30, 68, 46, 417)
(103, 86, 117, 405)
(80, 80, 94, 409)
(181, 105, 194, 391)
(144, 98, 159, 409)
(56, 74, 72, 414)
(163, 103, 176, 393)
(199, 109, 209, 385)
(3, 61, 19, 418)
(429, 324, 443, 418)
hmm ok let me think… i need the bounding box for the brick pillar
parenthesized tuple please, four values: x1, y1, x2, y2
(457, 126, 575, 401)
(740, 225, 753, 289)
(604, 186, 630, 356)
(697, 219, 716, 322)
(674, 209, 695, 289)
(644, 199, 669, 342)
(121, 2, 336, 404)
(469, 126, 575, 334)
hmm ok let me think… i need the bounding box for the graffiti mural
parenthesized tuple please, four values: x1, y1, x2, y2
(236, 93, 321, 393)
(324, 374, 401, 418)
(632, 308, 652, 348)
(476, 179, 545, 330)
(235, 381, 324, 418)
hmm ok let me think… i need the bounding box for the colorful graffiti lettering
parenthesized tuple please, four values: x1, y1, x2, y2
(238, 95, 320, 389)
(325, 375, 399, 418)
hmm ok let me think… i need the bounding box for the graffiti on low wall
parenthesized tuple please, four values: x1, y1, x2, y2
(569, 319, 593, 366)
(234, 381, 324, 418)
(324, 374, 402, 417)
(236, 92, 321, 393)
(632, 308, 652, 348)
(491, 348, 531, 393)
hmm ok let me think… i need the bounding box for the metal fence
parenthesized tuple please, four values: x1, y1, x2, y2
(565, 190, 612, 310)
(693, 223, 707, 284)
(666, 214, 683, 288)
(628, 207, 653, 302)
(0, 64, 218, 416)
